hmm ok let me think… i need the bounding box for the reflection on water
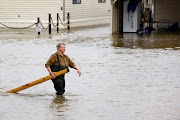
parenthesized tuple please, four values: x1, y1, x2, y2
(49, 95, 68, 119)
(112, 32, 180, 49)
(1, 26, 179, 50)
(52, 95, 67, 104)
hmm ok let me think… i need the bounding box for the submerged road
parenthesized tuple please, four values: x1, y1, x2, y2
(0, 26, 180, 120)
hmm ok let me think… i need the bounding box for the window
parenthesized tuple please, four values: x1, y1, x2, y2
(73, 0, 81, 4)
(98, 0, 106, 3)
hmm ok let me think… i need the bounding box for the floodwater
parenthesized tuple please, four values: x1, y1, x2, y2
(0, 26, 180, 120)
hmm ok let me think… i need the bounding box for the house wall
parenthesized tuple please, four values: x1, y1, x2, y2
(0, 0, 111, 28)
(154, 0, 180, 22)
(110, 0, 124, 34)
(0, 0, 64, 28)
(65, 0, 111, 27)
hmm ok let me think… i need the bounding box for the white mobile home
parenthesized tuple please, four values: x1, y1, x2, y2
(0, 0, 110, 28)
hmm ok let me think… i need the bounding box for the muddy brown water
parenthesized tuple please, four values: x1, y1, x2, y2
(0, 26, 180, 120)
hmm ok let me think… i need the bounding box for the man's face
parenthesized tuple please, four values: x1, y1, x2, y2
(59, 45, 66, 54)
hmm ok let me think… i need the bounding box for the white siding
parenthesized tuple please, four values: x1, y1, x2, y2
(0, 0, 111, 28)
(0, 0, 63, 27)
(65, 0, 111, 27)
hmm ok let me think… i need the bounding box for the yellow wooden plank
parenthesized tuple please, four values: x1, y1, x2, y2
(5, 68, 69, 93)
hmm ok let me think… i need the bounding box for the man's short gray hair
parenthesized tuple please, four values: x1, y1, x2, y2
(56, 43, 65, 49)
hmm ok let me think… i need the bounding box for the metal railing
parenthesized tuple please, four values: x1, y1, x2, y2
(0, 13, 70, 34)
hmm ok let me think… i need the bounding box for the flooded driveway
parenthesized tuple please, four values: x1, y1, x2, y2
(0, 26, 180, 120)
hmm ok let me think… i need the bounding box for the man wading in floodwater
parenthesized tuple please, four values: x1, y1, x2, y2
(45, 43, 81, 95)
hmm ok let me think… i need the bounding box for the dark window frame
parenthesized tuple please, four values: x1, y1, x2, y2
(73, 0, 81, 4)
(98, 0, 106, 3)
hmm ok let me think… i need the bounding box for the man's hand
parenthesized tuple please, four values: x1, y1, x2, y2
(47, 67, 56, 79)
(50, 72, 56, 79)
(77, 69, 81, 76)
(74, 66, 81, 76)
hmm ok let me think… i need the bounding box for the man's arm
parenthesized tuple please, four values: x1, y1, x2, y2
(45, 54, 56, 79)
(47, 67, 56, 79)
(74, 66, 81, 76)
(65, 55, 81, 76)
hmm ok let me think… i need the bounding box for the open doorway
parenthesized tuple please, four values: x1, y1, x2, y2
(142, 0, 154, 21)
(123, 0, 154, 33)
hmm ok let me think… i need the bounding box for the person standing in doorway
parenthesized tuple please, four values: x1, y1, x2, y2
(45, 43, 81, 95)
